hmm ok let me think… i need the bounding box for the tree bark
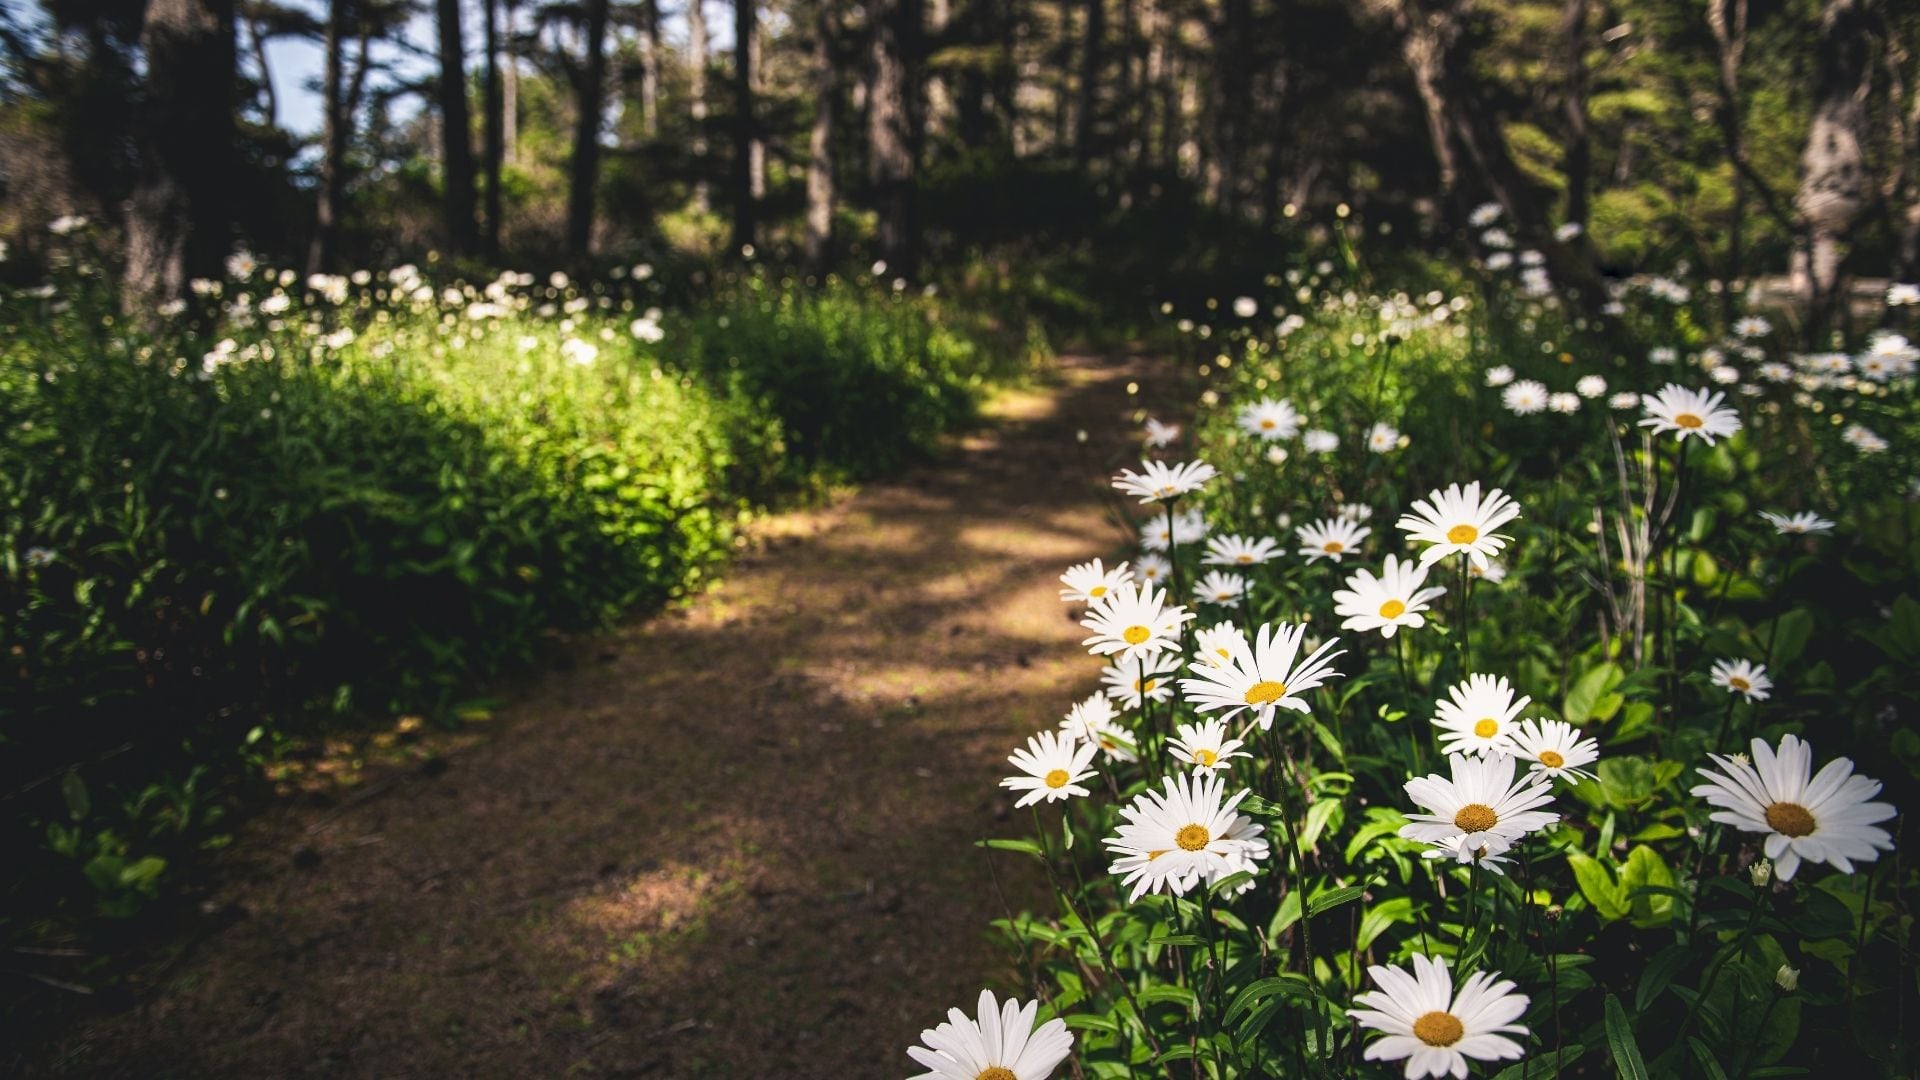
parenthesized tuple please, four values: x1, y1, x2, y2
(1074, 0, 1103, 166)
(1707, 0, 1748, 324)
(689, 0, 711, 212)
(1795, 0, 1874, 340)
(869, 0, 920, 276)
(126, 0, 236, 310)
(639, 0, 661, 137)
(566, 0, 609, 256)
(482, 0, 504, 255)
(503, 0, 519, 164)
(804, 0, 838, 270)
(731, 0, 757, 252)
(435, 0, 478, 256)
(307, 0, 350, 273)
(1561, 0, 1590, 228)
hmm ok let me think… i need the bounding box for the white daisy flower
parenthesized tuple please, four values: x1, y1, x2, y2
(906, 989, 1074, 1080)
(1131, 552, 1173, 584)
(1368, 423, 1401, 453)
(1339, 503, 1375, 522)
(1397, 481, 1522, 570)
(1502, 379, 1548, 414)
(1104, 772, 1269, 902)
(1554, 221, 1584, 241)
(1842, 424, 1889, 454)
(1638, 384, 1742, 444)
(1080, 582, 1192, 661)
(1505, 718, 1599, 782)
(1178, 621, 1345, 730)
(1349, 953, 1528, 1079)
(1332, 555, 1446, 639)
(1757, 361, 1793, 382)
(1059, 692, 1138, 762)
(1709, 658, 1772, 701)
(1238, 398, 1302, 440)
(1484, 365, 1515, 387)
(1139, 508, 1209, 552)
(1169, 719, 1250, 773)
(1113, 459, 1217, 503)
(1399, 752, 1559, 845)
(1734, 315, 1772, 338)
(1888, 283, 1920, 306)
(1467, 559, 1507, 584)
(1431, 674, 1530, 757)
(1192, 622, 1248, 667)
(1204, 534, 1281, 567)
(1575, 374, 1607, 398)
(1099, 655, 1176, 709)
(1193, 570, 1248, 606)
(1469, 202, 1504, 227)
(1058, 557, 1133, 603)
(1303, 429, 1340, 453)
(1759, 511, 1834, 536)
(1421, 832, 1516, 876)
(1608, 391, 1642, 410)
(1297, 517, 1371, 563)
(1649, 346, 1678, 365)
(1144, 417, 1182, 448)
(1001, 729, 1100, 808)
(1547, 392, 1581, 414)
(1691, 734, 1896, 881)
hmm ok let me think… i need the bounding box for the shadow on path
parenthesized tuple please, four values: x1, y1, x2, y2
(46, 353, 1157, 1078)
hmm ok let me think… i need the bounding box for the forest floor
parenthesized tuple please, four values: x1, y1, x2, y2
(40, 352, 1159, 1078)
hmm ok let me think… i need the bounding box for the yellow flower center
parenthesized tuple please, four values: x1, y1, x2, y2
(1378, 599, 1407, 619)
(1323, 541, 1344, 553)
(1260, 419, 1276, 429)
(1473, 718, 1498, 738)
(1237, 554, 1254, 564)
(1675, 412, 1704, 429)
(1134, 677, 1158, 693)
(1123, 625, 1152, 645)
(1539, 750, 1566, 769)
(1412, 1010, 1465, 1047)
(1215, 648, 1231, 660)
(1089, 585, 1108, 598)
(1447, 524, 1479, 544)
(977, 1069, 1018, 1080)
(1765, 801, 1816, 838)
(1176, 824, 1211, 851)
(1193, 749, 1218, 767)
(1453, 803, 1499, 833)
(1244, 680, 1288, 705)
(1044, 769, 1070, 789)
(1728, 676, 1750, 692)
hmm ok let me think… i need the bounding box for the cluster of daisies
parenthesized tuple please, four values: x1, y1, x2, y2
(911, 443, 1898, 1078)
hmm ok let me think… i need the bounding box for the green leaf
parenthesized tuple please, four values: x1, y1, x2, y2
(1147, 934, 1202, 947)
(1635, 944, 1691, 1013)
(975, 838, 1044, 858)
(61, 770, 90, 821)
(1307, 885, 1364, 916)
(1567, 853, 1629, 921)
(1209, 870, 1255, 897)
(1488, 1044, 1585, 1079)
(1605, 994, 1649, 1080)
(1765, 609, 1815, 666)
(1565, 662, 1624, 724)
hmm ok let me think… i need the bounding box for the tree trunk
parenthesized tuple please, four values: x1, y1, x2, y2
(731, 0, 757, 252)
(1213, 0, 1251, 211)
(804, 0, 838, 270)
(126, 0, 235, 310)
(869, 0, 920, 276)
(307, 0, 350, 273)
(566, 0, 609, 256)
(689, 0, 711, 212)
(639, 0, 661, 137)
(1561, 0, 1590, 228)
(1795, 0, 1873, 340)
(482, 0, 504, 256)
(1707, 0, 1748, 324)
(435, 0, 478, 256)
(503, 0, 519, 164)
(1074, 0, 1102, 166)
(246, 15, 276, 124)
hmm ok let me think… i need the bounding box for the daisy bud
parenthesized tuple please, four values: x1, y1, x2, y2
(1749, 860, 1772, 887)
(1775, 965, 1799, 992)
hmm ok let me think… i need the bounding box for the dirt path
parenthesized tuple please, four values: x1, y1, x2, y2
(46, 354, 1150, 1078)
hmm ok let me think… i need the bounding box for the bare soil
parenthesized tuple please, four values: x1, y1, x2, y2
(38, 353, 1153, 1079)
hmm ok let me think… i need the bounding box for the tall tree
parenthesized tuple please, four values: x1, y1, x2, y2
(1074, 0, 1102, 166)
(482, 0, 504, 255)
(434, 0, 478, 254)
(1795, 0, 1874, 338)
(125, 0, 236, 308)
(567, 0, 611, 255)
(732, 0, 757, 251)
(804, 0, 838, 269)
(638, 0, 661, 136)
(308, 0, 351, 272)
(868, 0, 920, 275)
(1560, 0, 1590, 229)
(689, 0, 711, 212)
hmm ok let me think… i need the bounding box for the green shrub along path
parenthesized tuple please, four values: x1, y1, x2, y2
(37, 354, 1159, 1077)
